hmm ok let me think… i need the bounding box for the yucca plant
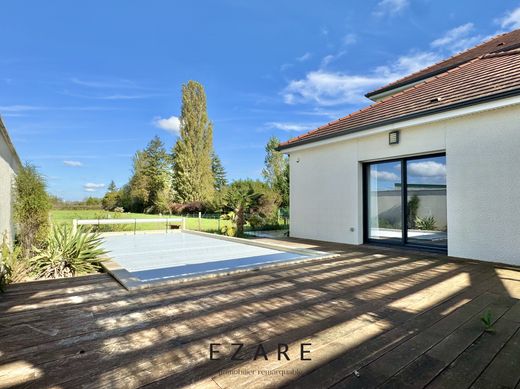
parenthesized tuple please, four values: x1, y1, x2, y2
(1, 235, 29, 291)
(30, 225, 107, 279)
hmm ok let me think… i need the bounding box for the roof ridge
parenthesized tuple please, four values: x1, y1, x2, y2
(279, 55, 489, 148)
(365, 29, 518, 97)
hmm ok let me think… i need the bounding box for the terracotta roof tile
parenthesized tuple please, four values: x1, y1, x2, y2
(279, 51, 520, 150)
(366, 29, 520, 98)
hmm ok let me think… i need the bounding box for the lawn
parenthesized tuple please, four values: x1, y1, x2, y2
(50, 209, 233, 233)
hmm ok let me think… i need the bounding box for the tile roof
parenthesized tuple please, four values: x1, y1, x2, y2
(279, 48, 520, 150)
(366, 29, 520, 98)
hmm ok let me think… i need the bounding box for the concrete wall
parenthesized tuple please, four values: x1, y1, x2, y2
(289, 104, 520, 266)
(0, 119, 22, 245)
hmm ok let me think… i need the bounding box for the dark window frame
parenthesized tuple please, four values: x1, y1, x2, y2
(362, 152, 447, 252)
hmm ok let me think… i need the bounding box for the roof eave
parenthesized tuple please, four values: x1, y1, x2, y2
(279, 87, 520, 151)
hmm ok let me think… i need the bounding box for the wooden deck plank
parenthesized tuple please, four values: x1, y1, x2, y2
(378, 296, 516, 388)
(426, 314, 520, 389)
(0, 239, 518, 389)
(470, 327, 520, 389)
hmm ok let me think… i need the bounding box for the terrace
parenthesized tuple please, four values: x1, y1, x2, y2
(1, 238, 519, 388)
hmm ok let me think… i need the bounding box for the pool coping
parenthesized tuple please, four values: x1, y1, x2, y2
(100, 230, 339, 291)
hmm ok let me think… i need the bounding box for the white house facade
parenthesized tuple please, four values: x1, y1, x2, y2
(279, 29, 520, 266)
(0, 117, 22, 244)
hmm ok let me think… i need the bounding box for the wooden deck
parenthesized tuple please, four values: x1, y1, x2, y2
(1, 238, 519, 389)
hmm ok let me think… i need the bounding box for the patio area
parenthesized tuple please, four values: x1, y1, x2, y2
(1, 238, 519, 388)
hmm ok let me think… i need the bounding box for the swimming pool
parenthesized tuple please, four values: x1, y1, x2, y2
(101, 231, 331, 289)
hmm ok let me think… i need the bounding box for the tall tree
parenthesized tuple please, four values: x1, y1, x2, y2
(212, 153, 227, 191)
(107, 180, 117, 192)
(262, 136, 289, 207)
(172, 80, 215, 202)
(127, 137, 170, 213)
(142, 135, 170, 211)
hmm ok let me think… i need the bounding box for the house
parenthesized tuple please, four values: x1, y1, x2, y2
(0, 117, 22, 244)
(279, 29, 520, 266)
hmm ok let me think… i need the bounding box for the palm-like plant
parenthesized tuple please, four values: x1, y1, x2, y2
(30, 225, 107, 279)
(224, 180, 260, 236)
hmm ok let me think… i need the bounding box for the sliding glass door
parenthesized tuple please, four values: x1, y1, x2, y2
(365, 154, 447, 250)
(367, 161, 403, 242)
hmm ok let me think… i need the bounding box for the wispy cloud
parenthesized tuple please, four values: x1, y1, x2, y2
(70, 77, 140, 89)
(296, 52, 312, 62)
(343, 33, 357, 46)
(153, 115, 181, 135)
(498, 6, 520, 30)
(283, 51, 439, 106)
(83, 182, 105, 192)
(265, 122, 320, 132)
(0, 104, 118, 113)
(374, 0, 409, 17)
(0, 105, 45, 112)
(431, 23, 482, 53)
(63, 160, 83, 167)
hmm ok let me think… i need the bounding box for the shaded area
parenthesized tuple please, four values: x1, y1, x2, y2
(0, 237, 519, 389)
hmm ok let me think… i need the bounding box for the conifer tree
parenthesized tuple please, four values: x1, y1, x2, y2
(212, 153, 227, 191)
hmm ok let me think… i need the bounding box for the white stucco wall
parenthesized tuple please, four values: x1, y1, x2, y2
(288, 103, 520, 266)
(0, 121, 21, 245)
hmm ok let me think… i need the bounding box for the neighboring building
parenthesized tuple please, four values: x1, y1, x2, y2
(279, 29, 520, 266)
(0, 117, 22, 244)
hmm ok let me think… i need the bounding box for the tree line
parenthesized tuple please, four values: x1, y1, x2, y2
(102, 80, 289, 233)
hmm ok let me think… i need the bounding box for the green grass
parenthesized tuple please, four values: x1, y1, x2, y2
(50, 209, 233, 233)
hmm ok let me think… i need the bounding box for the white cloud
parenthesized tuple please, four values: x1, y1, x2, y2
(371, 170, 400, 181)
(343, 33, 357, 46)
(266, 122, 319, 132)
(0, 105, 45, 112)
(431, 23, 482, 53)
(280, 63, 293, 71)
(296, 52, 312, 62)
(374, 0, 409, 16)
(499, 6, 520, 30)
(283, 51, 439, 106)
(83, 183, 105, 192)
(408, 161, 446, 177)
(63, 160, 83, 167)
(153, 115, 181, 135)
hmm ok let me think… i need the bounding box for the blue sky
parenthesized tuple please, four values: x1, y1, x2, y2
(1, 0, 519, 200)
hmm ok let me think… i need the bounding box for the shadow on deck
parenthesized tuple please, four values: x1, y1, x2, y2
(0, 238, 519, 388)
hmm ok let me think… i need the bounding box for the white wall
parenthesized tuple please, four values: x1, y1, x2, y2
(288, 103, 520, 266)
(0, 122, 21, 245)
(446, 105, 520, 266)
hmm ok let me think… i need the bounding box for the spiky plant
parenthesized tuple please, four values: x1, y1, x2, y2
(481, 310, 495, 333)
(0, 235, 29, 291)
(30, 225, 107, 279)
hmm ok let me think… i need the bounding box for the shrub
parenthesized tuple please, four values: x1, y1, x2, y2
(113, 207, 125, 213)
(0, 236, 31, 291)
(415, 215, 437, 231)
(13, 163, 51, 255)
(30, 225, 107, 279)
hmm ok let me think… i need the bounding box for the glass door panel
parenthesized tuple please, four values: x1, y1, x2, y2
(367, 161, 403, 242)
(406, 156, 447, 248)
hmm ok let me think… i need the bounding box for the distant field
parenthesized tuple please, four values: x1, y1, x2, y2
(50, 209, 233, 233)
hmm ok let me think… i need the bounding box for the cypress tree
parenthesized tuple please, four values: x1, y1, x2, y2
(172, 80, 215, 202)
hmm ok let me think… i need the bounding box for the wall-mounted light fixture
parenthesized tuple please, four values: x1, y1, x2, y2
(389, 130, 400, 145)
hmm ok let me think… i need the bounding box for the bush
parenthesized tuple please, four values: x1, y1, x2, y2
(415, 215, 437, 231)
(0, 236, 31, 291)
(30, 225, 107, 279)
(13, 163, 51, 255)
